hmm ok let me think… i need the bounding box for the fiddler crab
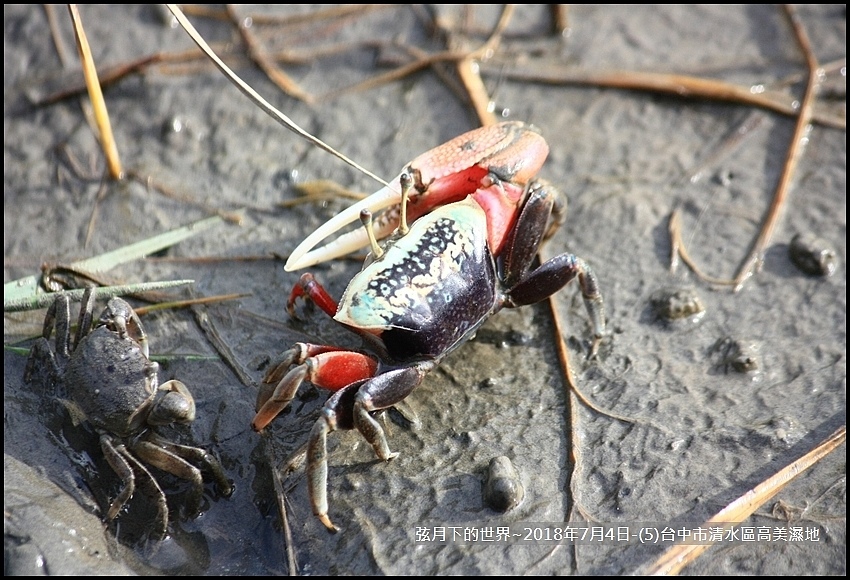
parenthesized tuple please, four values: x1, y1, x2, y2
(24, 287, 233, 541)
(254, 121, 606, 532)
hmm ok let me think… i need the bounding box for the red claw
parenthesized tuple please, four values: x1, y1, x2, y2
(288, 273, 340, 318)
(284, 121, 549, 271)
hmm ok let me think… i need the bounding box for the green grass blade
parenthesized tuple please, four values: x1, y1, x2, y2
(4, 280, 195, 313)
(4, 215, 222, 307)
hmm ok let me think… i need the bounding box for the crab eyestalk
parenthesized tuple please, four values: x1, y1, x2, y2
(398, 171, 413, 236)
(360, 209, 384, 260)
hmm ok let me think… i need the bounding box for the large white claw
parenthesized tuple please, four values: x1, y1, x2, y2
(284, 181, 402, 271)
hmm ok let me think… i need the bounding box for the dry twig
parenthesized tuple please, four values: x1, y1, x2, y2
(643, 425, 846, 575)
(68, 4, 123, 180)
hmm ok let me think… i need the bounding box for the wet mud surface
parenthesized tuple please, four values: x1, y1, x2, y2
(5, 5, 845, 575)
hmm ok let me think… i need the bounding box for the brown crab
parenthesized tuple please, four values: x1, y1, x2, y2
(24, 287, 233, 540)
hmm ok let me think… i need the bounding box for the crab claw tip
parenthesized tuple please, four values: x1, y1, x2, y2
(319, 514, 339, 533)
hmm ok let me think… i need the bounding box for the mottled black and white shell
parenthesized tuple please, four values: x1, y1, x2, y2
(335, 197, 499, 362)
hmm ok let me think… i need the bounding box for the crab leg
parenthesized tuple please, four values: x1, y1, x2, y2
(132, 439, 207, 517)
(284, 121, 549, 271)
(73, 287, 96, 351)
(100, 434, 170, 541)
(306, 365, 426, 532)
(500, 180, 607, 341)
(144, 432, 234, 498)
(253, 346, 378, 431)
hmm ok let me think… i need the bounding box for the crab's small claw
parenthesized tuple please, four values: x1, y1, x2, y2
(149, 380, 196, 425)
